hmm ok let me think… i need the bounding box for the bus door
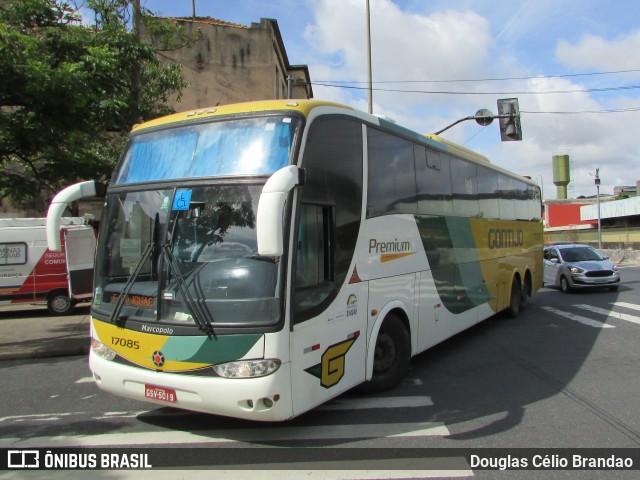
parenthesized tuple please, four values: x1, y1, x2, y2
(290, 204, 368, 417)
(64, 227, 96, 300)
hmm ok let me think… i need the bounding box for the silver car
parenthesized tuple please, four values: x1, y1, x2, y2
(543, 244, 620, 293)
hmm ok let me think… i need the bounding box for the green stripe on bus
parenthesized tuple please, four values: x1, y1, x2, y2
(161, 334, 263, 365)
(416, 215, 492, 314)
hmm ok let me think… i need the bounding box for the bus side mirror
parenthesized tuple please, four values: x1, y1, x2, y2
(256, 166, 302, 257)
(46, 180, 103, 251)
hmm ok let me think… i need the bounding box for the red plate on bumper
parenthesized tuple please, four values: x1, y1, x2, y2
(145, 384, 177, 403)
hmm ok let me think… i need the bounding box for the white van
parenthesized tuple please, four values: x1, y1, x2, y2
(0, 217, 96, 314)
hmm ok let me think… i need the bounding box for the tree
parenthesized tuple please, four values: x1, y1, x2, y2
(0, 0, 188, 212)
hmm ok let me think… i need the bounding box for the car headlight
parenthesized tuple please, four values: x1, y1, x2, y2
(613, 265, 619, 271)
(213, 359, 281, 378)
(569, 266, 585, 274)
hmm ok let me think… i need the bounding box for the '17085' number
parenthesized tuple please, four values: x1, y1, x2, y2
(111, 337, 140, 349)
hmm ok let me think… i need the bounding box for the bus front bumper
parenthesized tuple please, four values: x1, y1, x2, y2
(89, 352, 294, 422)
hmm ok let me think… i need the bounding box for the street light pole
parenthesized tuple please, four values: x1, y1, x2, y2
(366, 0, 373, 114)
(595, 168, 602, 249)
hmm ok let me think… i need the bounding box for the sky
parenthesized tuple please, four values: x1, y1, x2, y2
(130, 0, 640, 199)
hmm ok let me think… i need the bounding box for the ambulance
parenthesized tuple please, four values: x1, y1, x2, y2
(0, 217, 96, 314)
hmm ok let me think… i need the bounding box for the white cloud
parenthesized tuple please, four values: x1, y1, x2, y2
(557, 31, 640, 72)
(300, 0, 640, 198)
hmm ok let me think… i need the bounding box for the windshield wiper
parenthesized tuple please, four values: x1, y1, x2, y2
(161, 245, 216, 338)
(109, 242, 154, 326)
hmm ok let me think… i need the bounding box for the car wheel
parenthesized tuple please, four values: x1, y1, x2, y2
(560, 276, 572, 293)
(47, 291, 74, 315)
(357, 313, 410, 393)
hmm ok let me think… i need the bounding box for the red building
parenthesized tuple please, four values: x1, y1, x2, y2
(545, 201, 597, 229)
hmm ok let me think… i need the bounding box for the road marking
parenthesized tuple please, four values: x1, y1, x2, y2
(0, 422, 450, 447)
(540, 306, 615, 328)
(75, 376, 94, 384)
(0, 412, 82, 423)
(320, 396, 433, 410)
(93, 411, 147, 420)
(611, 301, 640, 312)
(119, 464, 473, 480)
(574, 304, 640, 326)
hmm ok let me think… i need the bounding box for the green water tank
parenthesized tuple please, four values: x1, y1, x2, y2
(552, 155, 570, 199)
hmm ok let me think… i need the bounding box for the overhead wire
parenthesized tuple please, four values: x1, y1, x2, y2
(314, 68, 640, 84)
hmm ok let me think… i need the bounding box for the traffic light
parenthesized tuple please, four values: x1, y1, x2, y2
(497, 98, 522, 141)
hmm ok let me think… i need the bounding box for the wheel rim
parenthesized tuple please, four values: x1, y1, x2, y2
(51, 295, 70, 313)
(561, 277, 568, 292)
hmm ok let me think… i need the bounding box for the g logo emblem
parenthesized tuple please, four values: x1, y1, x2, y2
(305, 336, 358, 389)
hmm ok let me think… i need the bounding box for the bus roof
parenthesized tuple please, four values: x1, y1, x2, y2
(131, 99, 352, 133)
(131, 99, 536, 186)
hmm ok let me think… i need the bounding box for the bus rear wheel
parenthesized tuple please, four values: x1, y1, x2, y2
(358, 313, 410, 394)
(506, 277, 521, 318)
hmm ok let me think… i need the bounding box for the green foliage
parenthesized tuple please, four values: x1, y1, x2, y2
(0, 0, 188, 210)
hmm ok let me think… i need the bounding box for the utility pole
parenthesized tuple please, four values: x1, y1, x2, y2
(595, 168, 602, 249)
(131, 0, 142, 124)
(366, 0, 373, 114)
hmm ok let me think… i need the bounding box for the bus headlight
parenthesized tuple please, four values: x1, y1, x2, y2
(91, 338, 116, 361)
(213, 359, 281, 378)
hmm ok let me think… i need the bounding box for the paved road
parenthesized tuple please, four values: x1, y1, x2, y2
(1, 266, 639, 479)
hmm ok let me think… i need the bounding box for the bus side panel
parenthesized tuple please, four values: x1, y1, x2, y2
(290, 282, 368, 417)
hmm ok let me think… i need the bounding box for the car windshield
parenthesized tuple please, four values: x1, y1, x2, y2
(559, 247, 605, 263)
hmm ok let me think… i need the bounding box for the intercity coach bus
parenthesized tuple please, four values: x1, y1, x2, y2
(47, 99, 543, 421)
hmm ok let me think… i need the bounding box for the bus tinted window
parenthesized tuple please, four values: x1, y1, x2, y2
(294, 117, 363, 321)
(477, 166, 499, 219)
(114, 116, 300, 184)
(367, 128, 417, 217)
(415, 145, 453, 216)
(451, 158, 479, 217)
(498, 175, 516, 220)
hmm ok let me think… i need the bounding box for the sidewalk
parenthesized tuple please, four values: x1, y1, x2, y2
(0, 303, 91, 361)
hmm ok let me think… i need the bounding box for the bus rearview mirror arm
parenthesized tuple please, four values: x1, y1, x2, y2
(46, 180, 108, 251)
(256, 166, 304, 257)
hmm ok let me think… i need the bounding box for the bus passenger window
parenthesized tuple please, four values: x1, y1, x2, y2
(294, 204, 333, 317)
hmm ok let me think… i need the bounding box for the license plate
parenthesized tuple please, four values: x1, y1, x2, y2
(145, 384, 177, 403)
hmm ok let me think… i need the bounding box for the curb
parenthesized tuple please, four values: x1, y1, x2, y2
(0, 344, 89, 361)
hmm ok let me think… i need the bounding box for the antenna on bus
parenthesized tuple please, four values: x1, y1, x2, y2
(432, 98, 522, 141)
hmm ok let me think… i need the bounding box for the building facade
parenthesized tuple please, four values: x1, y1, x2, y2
(144, 17, 313, 111)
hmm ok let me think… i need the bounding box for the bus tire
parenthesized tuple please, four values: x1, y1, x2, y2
(506, 277, 521, 318)
(521, 273, 531, 304)
(47, 290, 74, 315)
(358, 313, 410, 394)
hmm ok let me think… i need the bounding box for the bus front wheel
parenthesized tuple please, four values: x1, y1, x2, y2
(358, 313, 410, 394)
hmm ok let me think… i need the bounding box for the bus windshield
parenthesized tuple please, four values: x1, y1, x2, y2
(94, 184, 283, 329)
(113, 115, 300, 185)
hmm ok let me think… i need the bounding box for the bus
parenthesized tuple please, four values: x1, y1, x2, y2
(47, 99, 543, 421)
